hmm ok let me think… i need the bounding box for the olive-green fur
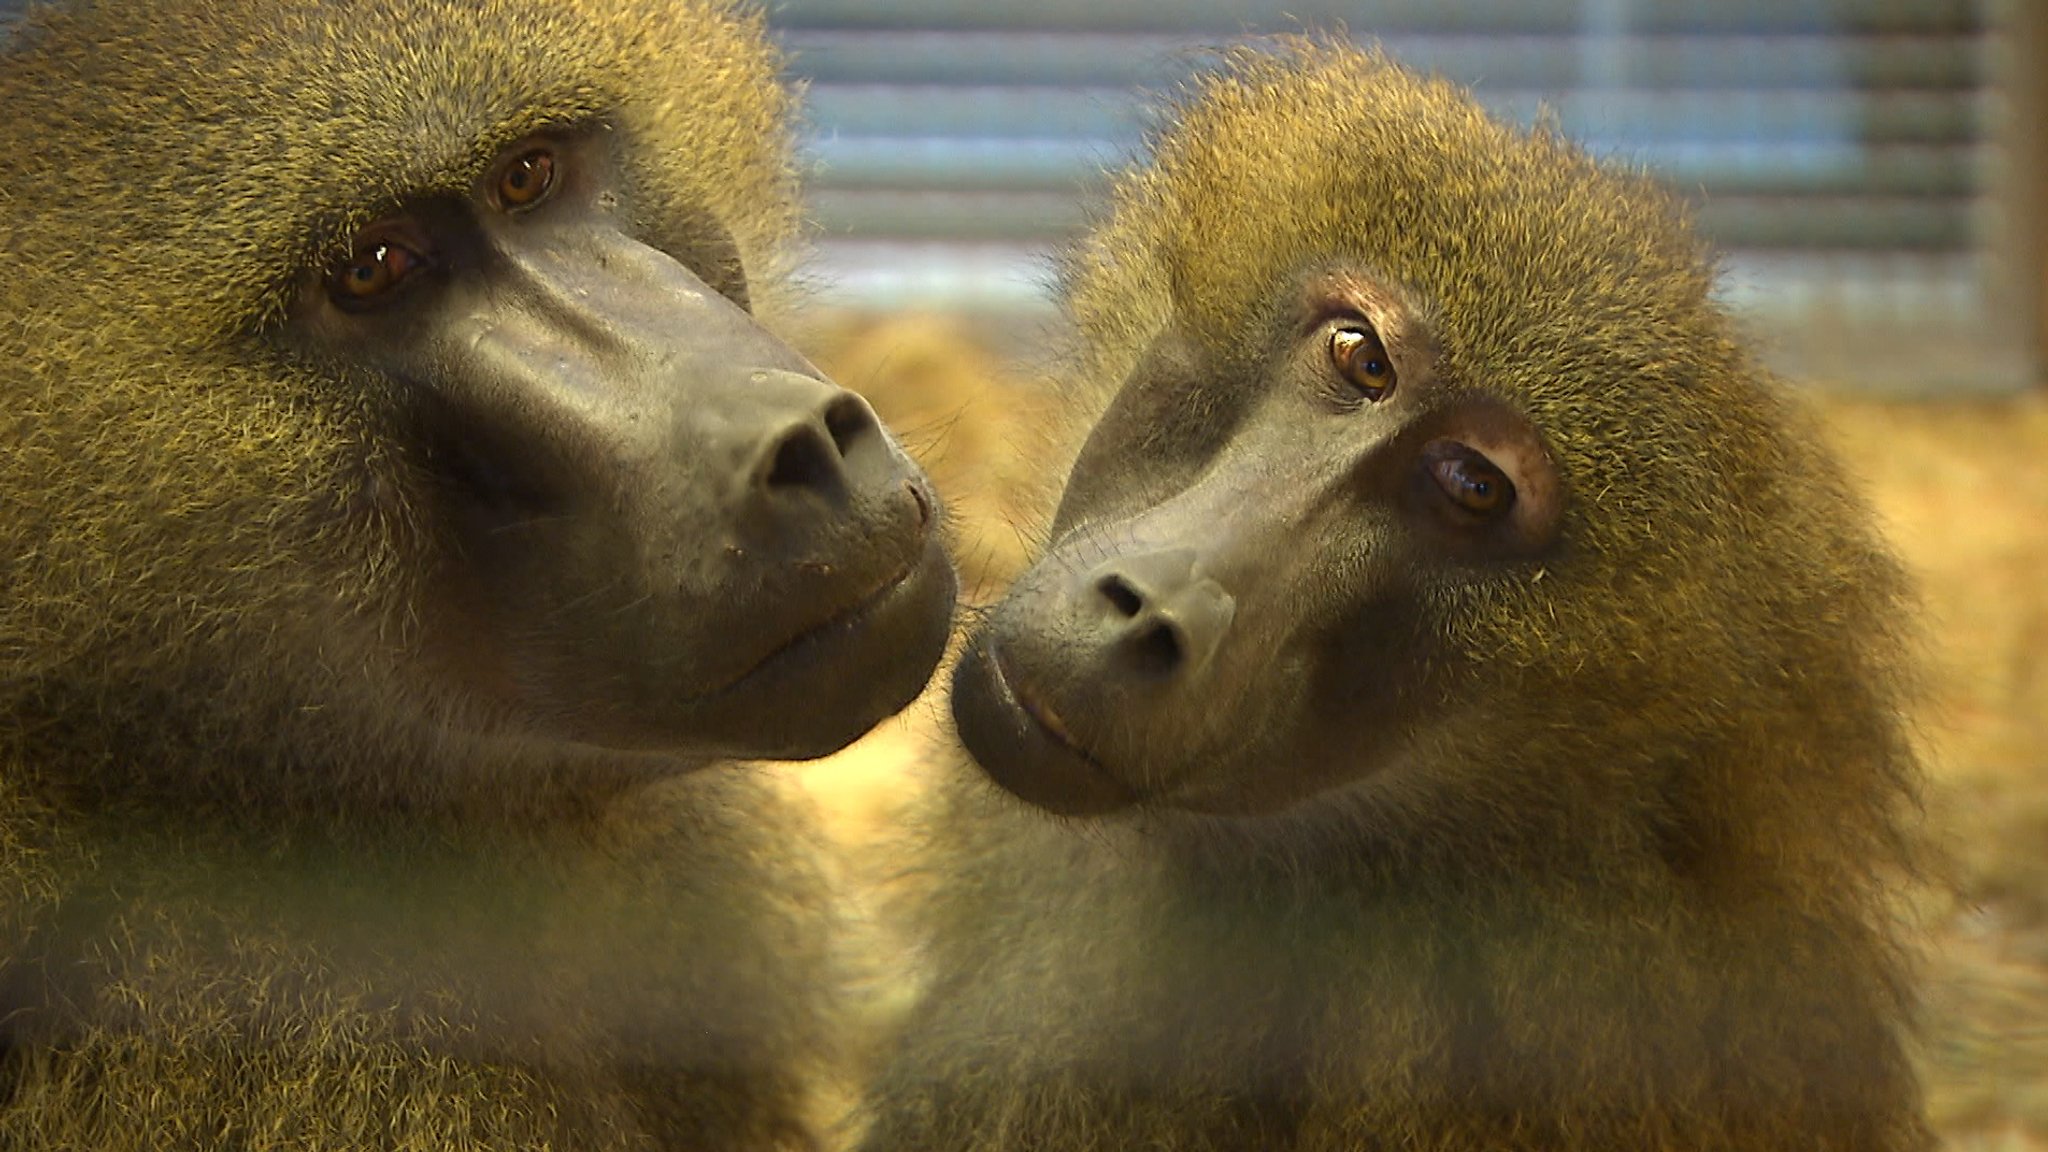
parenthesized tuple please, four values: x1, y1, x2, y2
(858, 41, 1931, 1151)
(1, 2, 838, 1147)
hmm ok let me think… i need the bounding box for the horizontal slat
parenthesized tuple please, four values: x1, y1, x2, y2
(1649, 144, 1985, 197)
(782, 31, 1988, 92)
(806, 187, 1983, 251)
(783, 31, 1195, 89)
(806, 85, 1140, 138)
(1692, 196, 1978, 249)
(803, 137, 1118, 193)
(1485, 90, 1984, 145)
(773, 0, 1982, 37)
(803, 137, 1987, 199)
(803, 240, 1997, 310)
(805, 84, 1985, 145)
(804, 240, 1061, 307)
(808, 189, 1091, 241)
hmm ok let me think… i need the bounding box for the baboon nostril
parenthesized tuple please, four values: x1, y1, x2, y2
(1097, 574, 1145, 618)
(1128, 620, 1184, 676)
(764, 425, 840, 491)
(823, 392, 876, 455)
(1089, 553, 1228, 680)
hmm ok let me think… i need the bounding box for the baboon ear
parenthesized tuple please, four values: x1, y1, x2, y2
(1417, 402, 1564, 554)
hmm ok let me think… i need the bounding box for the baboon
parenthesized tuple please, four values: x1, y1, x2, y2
(800, 314, 1056, 601)
(855, 40, 1932, 1152)
(0, 1, 955, 1147)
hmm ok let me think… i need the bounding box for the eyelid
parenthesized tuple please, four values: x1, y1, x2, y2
(1302, 305, 1375, 340)
(1298, 277, 1419, 357)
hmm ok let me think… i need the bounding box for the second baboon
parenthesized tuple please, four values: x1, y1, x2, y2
(856, 41, 1932, 1152)
(0, 0, 954, 1147)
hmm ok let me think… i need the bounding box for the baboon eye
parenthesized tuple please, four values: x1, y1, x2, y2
(495, 149, 557, 210)
(1328, 322, 1396, 400)
(1424, 440, 1514, 517)
(329, 240, 425, 306)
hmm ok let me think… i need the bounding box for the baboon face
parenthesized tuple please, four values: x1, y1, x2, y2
(952, 266, 1563, 815)
(273, 126, 955, 762)
(4, 3, 957, 795)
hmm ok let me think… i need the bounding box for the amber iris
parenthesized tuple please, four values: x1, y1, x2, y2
(1426, 443, 1513, 516)
(497, 149, 556, 209)
(1329, 323, 1396, 400)
(333, 241, 422, 302)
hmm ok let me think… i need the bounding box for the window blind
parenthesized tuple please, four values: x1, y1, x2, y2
(774, 0, 2033, 392)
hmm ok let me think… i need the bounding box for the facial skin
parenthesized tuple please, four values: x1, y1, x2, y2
(954, 267, 1560, 816)
(289, 128, 956, 763)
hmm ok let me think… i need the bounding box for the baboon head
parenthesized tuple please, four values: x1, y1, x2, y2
(953, 43, 1911, 836)
(0, 0, 957, 809)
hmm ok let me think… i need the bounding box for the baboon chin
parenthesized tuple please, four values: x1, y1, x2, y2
(858, 39, 1931, 1152)
(0, 0, 954, 1146)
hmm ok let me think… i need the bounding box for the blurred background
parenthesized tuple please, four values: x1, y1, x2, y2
(773, 0, 2042, 393)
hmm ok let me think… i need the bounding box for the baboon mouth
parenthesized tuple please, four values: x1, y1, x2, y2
(962, 644, 1139, 816)
(532, 532, 953, 757)
(701, 544, 937, 701)
(1014, 681, 1081, 749)
(682, 477, 947, 706)
(986, 647, 1093, 762)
